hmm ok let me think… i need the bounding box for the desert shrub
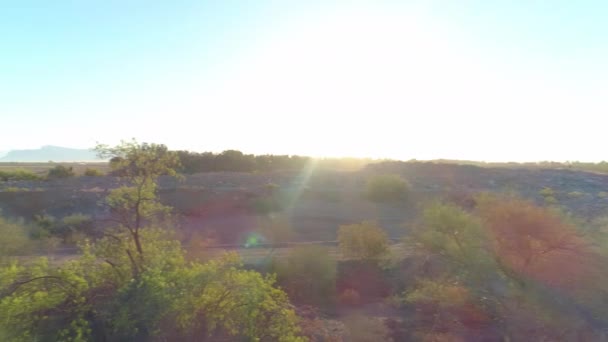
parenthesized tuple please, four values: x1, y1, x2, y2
(544, 195, 558, 204)
(0, 169, 41, 181)
(264, 182, 280, 194)
(538, 187, 559, 204)
(567, 191, 585, 198)
(258, 216, 294, 245)
(538, 187, 555, 197)
(337, 261, 393, 302)
(475, 194, 596, 291)
(46, 165, 75, 179)
(272, 245, 337, 306)
(83, 168, 104, 176)
(4, 187, 28, 192)
(338, 288, 361, 306)
(48, 213, 94, 244)
(296, 306, 343, 341)
(338, 221, 390, 260)
(0, 216, 31, 257)
(33, 213, 55, 229)
(398, 195, 608, 340)
(411, 202, 494, 280)
(251, 196, 282, 214)
(365, 174, 409, 202)
(342, 314, 390, 342)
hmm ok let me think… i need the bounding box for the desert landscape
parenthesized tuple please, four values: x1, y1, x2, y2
(3, 149, 608, 340)
(3, 1, 608, 340)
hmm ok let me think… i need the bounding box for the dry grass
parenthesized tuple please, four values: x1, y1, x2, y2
(0, 162, 110, 176)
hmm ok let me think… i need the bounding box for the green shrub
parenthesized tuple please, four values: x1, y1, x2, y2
(251, 196, 282, 214)
(0, 216, 30, 257)
(0, 169, 41, 181)
(272, 245, 337, 306)
(544, 195, 558, 205)
(4, 187, 28, 192)
(365, 174, 409, 202)
(31, 213, 94, 244)
(51, 214, 94, 244)
(539, 187, 555, 197)
(265, 182, 280, 192)
(568, 191, 585, 198)
(47, 165, 75, 179)
(338, 221, 390, 260)
(83, 168, 104, 177)
(342, 314, 390, 342)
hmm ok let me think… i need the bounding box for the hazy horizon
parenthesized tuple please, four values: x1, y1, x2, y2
(4, 144, 608, 164)
(2, 1, 607, 162)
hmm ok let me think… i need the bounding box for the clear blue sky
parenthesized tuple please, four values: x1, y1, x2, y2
(1, 1, 607, 161)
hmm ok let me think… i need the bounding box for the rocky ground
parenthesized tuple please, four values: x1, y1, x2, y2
(2, 162, 608, 244)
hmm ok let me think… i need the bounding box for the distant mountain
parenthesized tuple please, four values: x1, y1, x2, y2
(0, 145, 100, 162)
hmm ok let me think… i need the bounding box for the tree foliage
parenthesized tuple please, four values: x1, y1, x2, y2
(46, 165, 75, 179)
(475, 194, 595, 290)
(399, 197, 608, 341)
(272, 246, 337, 306)
(83, 168, 104, 177)
(95, 141, 181, 277)
(176, 150, 310, 174)
(171, 253, 303, 341)
(0, 169, 41, 182)
(97, 140, 180, 180)
(0, 216, 30, 258)
(338, 221, 390, 261)
(0, 141, 304, 341)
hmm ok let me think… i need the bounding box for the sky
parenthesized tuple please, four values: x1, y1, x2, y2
(1, 0, 607, 162)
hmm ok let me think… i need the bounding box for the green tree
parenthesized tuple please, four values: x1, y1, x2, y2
(171, 253, 304, 341)
(400, 203, 503, 340)
(411, 202, 496, 283)
(338, 221, 390, 261)
(214, 150, 255, 172)
(0, 141, 305, 341)
(0, 247, 110, 342)
(95, 140, 181, 277)
(400, 198, 607, 341)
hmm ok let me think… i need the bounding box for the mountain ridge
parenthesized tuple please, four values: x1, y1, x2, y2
(0, 146, 100, 162)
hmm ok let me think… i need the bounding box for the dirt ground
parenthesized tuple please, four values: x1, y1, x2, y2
(3, 161, 608, 245)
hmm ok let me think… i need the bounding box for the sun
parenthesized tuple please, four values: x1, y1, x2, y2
(178, 6, 458, 160)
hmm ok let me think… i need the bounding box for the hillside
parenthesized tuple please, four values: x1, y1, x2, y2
(2, 162, 608, 243)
